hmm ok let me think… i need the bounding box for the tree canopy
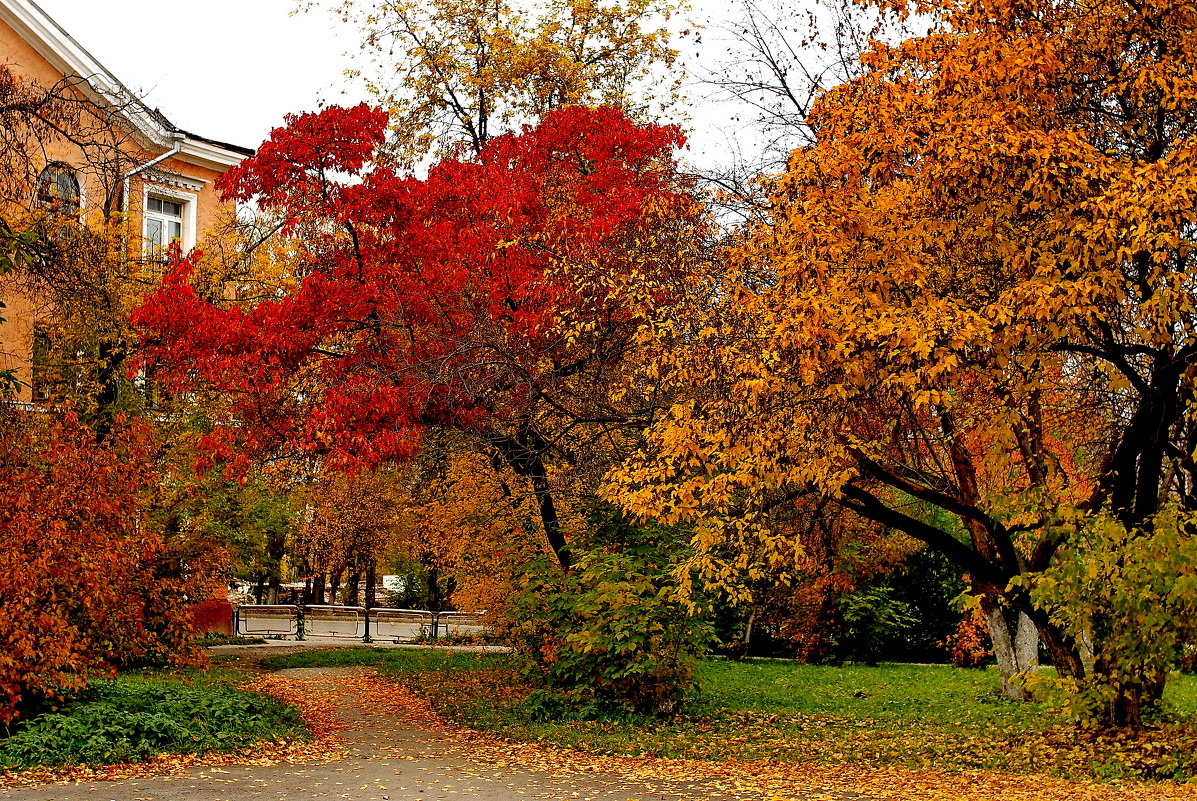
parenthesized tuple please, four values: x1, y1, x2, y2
(135, 104, 705, 569)
(608, 0, 1197, 724)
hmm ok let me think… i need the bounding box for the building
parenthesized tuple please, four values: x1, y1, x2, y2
(0, 0, 251, 400)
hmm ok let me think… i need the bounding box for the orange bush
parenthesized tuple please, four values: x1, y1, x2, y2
(0, 411, 202, 723)
(942, 607, 992, 669)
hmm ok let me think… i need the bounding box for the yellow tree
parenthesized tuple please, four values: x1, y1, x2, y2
(611, 0, 1197, 724)
(328, 0, 684, 164)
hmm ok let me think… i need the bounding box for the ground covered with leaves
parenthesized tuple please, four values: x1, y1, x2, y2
(264, 649, 1197, 784)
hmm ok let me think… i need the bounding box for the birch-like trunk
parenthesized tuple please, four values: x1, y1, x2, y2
(985, 602, 1038, 699)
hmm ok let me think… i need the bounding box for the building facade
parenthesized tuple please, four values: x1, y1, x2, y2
(0, 0, 250, 400)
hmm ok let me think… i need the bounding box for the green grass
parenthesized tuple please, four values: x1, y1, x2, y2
(0, 668, 307, 769)
(265, 648, 1197, 782)
(697, 659, 1030, 724)
(196, 634, 268, 647)
(1165, 673, 1197, 717)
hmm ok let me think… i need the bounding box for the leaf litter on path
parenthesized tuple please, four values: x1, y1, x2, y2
(1, 665, 1193, 800)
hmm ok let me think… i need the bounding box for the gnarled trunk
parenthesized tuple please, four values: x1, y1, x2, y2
(983, 601, 1039, 699)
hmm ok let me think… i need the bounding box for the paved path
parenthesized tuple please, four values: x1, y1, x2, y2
(0, 666, 823, 801)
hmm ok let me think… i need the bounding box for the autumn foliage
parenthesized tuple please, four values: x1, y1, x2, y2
(136, 104, 702, 570)
(606, 0, 1197, 724)
(0, 411, 206, 724)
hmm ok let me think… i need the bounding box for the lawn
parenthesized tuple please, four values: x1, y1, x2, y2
(263, 648, 1197, 782)
(0, 666, 307, 769)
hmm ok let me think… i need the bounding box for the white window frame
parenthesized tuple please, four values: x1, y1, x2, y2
(142, 184, 197, 254)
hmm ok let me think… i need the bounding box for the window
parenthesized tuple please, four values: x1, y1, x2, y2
(35, 164, 80, 215)
(144, 196, 184, 259)
(31, 325, 85, 402)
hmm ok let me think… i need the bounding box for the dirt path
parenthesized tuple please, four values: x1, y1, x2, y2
(0, 666, 860, 801)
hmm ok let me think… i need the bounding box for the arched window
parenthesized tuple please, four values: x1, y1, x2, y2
(35, 164, 80, 214)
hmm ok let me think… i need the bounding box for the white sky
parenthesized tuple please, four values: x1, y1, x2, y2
(33, 0, 365, 150)
(29, 0, 781, 168)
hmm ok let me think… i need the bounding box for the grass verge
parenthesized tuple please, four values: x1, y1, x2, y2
(196, 634, 268, 647)
(263, 648, 1197, 782)
(0, 667, 306, 769)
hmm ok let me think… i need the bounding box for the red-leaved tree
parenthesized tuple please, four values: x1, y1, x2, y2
(134, 105, 704, 570)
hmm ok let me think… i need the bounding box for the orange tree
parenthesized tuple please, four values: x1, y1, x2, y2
(330, 0, 683, 166)
(0, 410, 213, 724)
(610, 0, 1197, 725)
(295, 470, 402, 606)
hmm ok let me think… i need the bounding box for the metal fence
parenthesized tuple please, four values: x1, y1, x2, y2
(370, 608, 434, 641)
(303, 605, 367, 639)
(234, 605, 485, 643)
(235, 604, 300, 637)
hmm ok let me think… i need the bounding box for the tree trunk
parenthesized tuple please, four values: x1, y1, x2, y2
(740, 608, 758, 655)
(492, 439, 572, 570)
(1015, 612, 1038, 673)
(93, 339, 127, 439)
(254, 573, 265, 605)
(264, 526, 286, 606)
(983, 601, 1039, 699)
(1034, 619, 1086, 680)
(329, 569, 342, 605)
(365, 560, 376, 610)
(427, 566, 440, 613)
(1092, 653, 1165, 727)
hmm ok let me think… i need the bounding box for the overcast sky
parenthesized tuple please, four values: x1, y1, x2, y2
(33, 0, 364, 150)
(30, 0, 779, 168)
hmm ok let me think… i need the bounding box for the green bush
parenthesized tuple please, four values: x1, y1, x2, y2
(0, 674, 304, 767)
(836, 583, 920, 665)
(1020, 507, 1197, 725)
(499, 503, 713, 717)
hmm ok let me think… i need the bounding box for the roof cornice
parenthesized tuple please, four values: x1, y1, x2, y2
(179, 138, 250, 171)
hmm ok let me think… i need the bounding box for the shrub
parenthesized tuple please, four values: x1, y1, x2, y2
(0, 411, 209, 723)
(1021, 507, 1197, 725)
(835, 583, 919, 665)
(0, 675, 304, 767)
(497, 503, 713, 717)
(941, 607, 993, 669)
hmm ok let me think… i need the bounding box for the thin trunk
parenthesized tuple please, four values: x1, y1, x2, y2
(526, 457, 571, 570)
(329, 569, 342, 605)
(427, 566, 440, 614)
(741, 608, 757, 653)
(1092, 652, 1166, 727)
(491, 439, 572, 570)
(365, 560, 376, 610)
(93, 339, 126, 439)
